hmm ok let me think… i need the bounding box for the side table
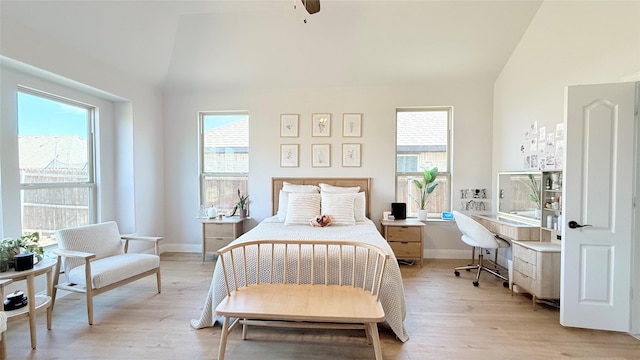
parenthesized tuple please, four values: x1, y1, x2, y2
(0, 257, 56, 349)
(198, 217, 248, 261)
(380, 219, 425, 267)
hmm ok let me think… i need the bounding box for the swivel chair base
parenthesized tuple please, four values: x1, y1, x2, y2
(454, 251, 509, 288)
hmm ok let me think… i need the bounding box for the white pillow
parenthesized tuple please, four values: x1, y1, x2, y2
(285, 193, 321, 225)
(282, 181, 320, 193)
(276, 190, 289, 221)
(321, 192, 356, 226)
(319, 183, 360, 193)
(354, 192, 366, 222)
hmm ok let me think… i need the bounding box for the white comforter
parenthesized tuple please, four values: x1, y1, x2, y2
(190, 216, 409, 342)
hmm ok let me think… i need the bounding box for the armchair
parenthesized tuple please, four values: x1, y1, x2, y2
(52, 221, 162, 325)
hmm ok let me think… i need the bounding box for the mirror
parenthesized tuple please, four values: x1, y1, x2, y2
(497, 171, 542, 225)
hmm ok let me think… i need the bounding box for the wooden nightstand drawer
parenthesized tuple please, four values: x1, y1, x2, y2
(204, 223, 234, 237)
(386, 226, 421, 242)
(388, 241, 421, 258)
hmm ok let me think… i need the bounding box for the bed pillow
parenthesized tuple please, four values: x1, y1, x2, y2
(282, 182, 320, 193)
(319, 183, 360, 193)
(285, 192, 321, 225)
(354, 192, 366, 222)
(277, 183, 321, 221)
(320, 192, 356, 226)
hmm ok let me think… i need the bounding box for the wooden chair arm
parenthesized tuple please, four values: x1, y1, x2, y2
(121, 235, 162, 255)
(0, 279, 13, 288)
(54, 248, 96, 260)
(120, 234, 162, 243)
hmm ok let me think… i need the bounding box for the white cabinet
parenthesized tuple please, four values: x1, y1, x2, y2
(511, 240, 561, 308)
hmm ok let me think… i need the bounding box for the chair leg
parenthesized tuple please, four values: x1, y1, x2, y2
(86, 290, 94, 325)
(218, 316, 230, 360)
(367, 323, 383, 360)
(0, 332, 6, 360)
(156, 270, 162, 293)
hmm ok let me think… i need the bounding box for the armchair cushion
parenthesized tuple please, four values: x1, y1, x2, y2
(56, 221, 124, 274)
(67, 253, 160, 289)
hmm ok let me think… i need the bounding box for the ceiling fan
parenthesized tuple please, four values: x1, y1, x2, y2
(301, 0, 320, 14)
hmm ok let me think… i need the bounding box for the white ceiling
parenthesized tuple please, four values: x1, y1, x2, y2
(1, 0, 542, 90)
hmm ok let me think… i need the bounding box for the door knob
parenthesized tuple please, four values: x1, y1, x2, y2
(568, 220, 592, 229)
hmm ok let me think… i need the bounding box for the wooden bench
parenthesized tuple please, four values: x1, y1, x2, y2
(215, 239, 390, 360)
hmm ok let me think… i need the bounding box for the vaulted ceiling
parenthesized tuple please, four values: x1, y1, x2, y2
(1, 0, 542, 90)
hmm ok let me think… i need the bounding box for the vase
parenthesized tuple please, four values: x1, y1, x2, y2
(417, 209, 428, 221)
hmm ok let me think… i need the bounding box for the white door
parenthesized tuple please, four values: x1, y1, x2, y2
(561, 82, 637, 331)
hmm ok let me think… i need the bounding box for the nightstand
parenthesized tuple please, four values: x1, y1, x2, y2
(380, 219, 425, 267)
(198, 217, 248, 261)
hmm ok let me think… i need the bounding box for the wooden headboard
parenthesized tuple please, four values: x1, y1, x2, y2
(272, 177, 371, 218)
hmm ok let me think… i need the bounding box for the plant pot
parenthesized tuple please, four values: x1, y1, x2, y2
(417, 209, 428, 221)
(239, 209, 247, 219)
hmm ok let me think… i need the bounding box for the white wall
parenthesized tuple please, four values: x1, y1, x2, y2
(0, 16, 165, 240)
(493, 0, 640, 173)
(163, 80, 495, 258)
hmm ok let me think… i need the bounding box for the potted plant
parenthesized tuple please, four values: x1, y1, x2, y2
(230, 188, 249, 218)
(0, 232, 44, 272)
(411, 167, 439, 221)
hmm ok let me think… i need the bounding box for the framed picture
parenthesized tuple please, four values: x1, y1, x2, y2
(342, 113, 362, 137)
(280, 114, 299, 137)
(312, 113, 331, 137)
(280, 144, 299, 167)
(312, 144, 331, 167)
(342, 143, 361, 167)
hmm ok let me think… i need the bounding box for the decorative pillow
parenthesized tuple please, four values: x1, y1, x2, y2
(276, 190, 289, 221)
(320, 192, 356, 225)
(282, 182, 320, 193)
(354, 192, 366, 222)
(319, 183, 360, 193)
(285, 193, 321, 225)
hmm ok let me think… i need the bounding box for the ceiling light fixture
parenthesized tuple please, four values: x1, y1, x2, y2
(294, 0, 320, 23)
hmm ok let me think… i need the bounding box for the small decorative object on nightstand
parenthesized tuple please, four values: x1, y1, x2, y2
(380, 219, 425, 267)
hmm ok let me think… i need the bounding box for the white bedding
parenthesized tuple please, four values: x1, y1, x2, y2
(190, 216, 409, 342)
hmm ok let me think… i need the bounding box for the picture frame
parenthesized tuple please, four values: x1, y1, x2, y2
(280, 144, 299, 167)
(312, 113, 331, 137)
(311, 144, 331, 167)
(280, 114, 299, 137)
(342, 113, 362, 137)
(342, 143, 361, 167)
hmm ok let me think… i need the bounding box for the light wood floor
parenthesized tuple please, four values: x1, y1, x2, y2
(5, 253, 639, 359)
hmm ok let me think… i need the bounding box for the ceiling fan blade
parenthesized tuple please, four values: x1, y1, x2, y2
(301, 0, 320, 14)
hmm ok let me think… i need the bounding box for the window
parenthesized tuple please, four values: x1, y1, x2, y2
(199, 112, 249, 215)
(18, 89, 96, 246)
(396, 107, 452, 219)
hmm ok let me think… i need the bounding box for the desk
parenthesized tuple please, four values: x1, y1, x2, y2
(473, 214, 540, 241)
(0, 258, 56, 349)
(198, 217, 248, 261)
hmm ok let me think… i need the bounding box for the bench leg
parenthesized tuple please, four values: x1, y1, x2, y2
(242, 319, 248, 340)
(366, 323, 383, 360)
(218, 316, 231, 360)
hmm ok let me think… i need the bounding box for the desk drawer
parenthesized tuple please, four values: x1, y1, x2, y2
(513, 258, 537, 279)
(513, 270, 535, 294)
(388, 241, 421, 258)
(204, 223, 234, 237)
(513, 243, 538, 264)
(387, 226, 421, 242)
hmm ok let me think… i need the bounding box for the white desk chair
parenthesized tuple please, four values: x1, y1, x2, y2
(452, 211, 510, 287)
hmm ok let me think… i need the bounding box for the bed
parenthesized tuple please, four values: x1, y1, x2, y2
(190, 177, 409, 342)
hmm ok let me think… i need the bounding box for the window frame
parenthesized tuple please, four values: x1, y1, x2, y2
(17, 87, 97, 242)
(198, 111, 249, 212)
(395, 106, 453, 220)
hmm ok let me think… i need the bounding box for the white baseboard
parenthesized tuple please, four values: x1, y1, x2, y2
(423, 249, 476, 259)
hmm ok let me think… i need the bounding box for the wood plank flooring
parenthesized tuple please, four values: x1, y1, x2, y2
(4, 253, 639, 359)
